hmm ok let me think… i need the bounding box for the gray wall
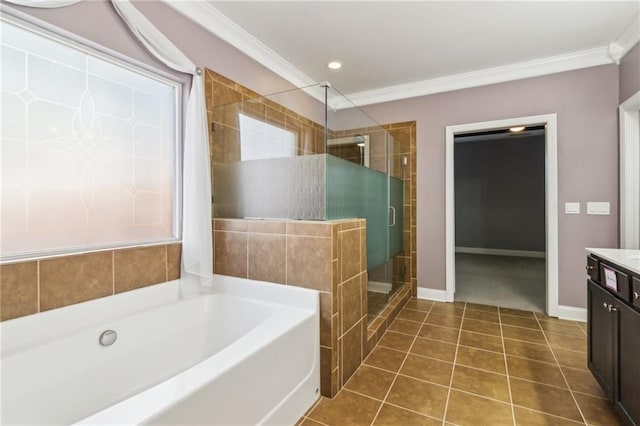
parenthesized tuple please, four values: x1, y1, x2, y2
(363, 65, 620, 309)
(454, 135, 545, 252)
(619, 43, 639, 103)
(10, 1, 628, 309)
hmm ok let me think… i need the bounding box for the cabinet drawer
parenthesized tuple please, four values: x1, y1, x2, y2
(599, 263, 630, 302)
(632, 277, 640, 310)
(586, 255, 599, 282)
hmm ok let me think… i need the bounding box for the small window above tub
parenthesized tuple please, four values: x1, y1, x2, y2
(0, 17, 182, 261)
(238, 113, 296, 161)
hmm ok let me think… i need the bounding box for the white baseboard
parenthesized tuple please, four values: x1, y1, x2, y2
(417, 287, 448, 302)
(455, 247, 546, 258)
(367, 280, 392, 294)
(557, 305, 587, 322)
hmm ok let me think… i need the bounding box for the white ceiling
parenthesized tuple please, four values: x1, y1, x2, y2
(167, 1, 640, 106)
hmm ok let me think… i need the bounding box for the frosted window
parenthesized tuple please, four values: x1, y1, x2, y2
(239, 113, 296, 161)
(0, 20, 179, 259)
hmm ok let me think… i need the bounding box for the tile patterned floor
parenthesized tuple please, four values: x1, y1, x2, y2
(298, 299, 623, 426)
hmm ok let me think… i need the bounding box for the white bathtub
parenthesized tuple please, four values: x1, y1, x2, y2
(0, 274, 320, 425)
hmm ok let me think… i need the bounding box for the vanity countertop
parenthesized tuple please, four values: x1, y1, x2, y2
(586, 248, 640, 275)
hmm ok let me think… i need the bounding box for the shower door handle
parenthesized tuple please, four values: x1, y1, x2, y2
(389, 206, 396, 227)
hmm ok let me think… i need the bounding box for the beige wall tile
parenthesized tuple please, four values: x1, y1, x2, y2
(40, 252, 113, 311)
(0, 261, 38, 321)
(214, 230, 248, 278)
(286, 222, 331, 237)
(320, 346, 333, 397)
(340, 229, 360, 281)
(341, 275, 361, 334)
(167, 244, 182, 280)
(341, 320, 362, 386)
(214, 219, 248, 232)
(247, 220, 286, 234)
(319, 292, 332, 347)
(114, 246, 167, 294)
(248, 233, 285, 283)
(286, 236, 331, 291)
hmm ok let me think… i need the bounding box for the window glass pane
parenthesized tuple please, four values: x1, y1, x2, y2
(239, 113, 296, 161)
(0, 20, 178, 258)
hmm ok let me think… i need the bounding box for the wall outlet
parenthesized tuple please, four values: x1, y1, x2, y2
(565, 202, 580, 214)
(587, 202, 610, 215)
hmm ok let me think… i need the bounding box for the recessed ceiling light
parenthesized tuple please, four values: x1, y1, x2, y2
(327, 61, 342, 70)
(509, 126, 526, 133)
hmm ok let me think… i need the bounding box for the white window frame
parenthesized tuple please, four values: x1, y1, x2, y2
(0, 11, 185, 262)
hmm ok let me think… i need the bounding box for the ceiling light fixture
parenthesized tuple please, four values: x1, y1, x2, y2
(327, 61, 342, 70)
(509, 126, 526, 133)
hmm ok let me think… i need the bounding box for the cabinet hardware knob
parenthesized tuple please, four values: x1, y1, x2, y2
(603, 302, 609, 309)
(586, 265, 595, 271)
(634, 291, 639, 300)
(608, 305, 618, 312)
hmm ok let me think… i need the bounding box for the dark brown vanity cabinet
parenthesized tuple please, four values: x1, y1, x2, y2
(587, 255, 640, 426)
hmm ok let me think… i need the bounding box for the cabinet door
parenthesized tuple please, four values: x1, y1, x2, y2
(588, 280, 615, 399)
(616, 302, 640, 425)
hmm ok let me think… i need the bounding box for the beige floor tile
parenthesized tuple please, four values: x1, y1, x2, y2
(385, 375, 448, 419)
(451, 365, 511, 402)
(464, 309, 500, 323)
(397, 308, 428, 323)
(373, 404, 441, 426)
(504, 338, 556, 364)
(544, 332, 586, 352)
(513, 406, 584, 425)
(538, 319, 585, 336)
(500, 307, 536, 318)
(418, 324, 460, 344)
(425, 312, 463, 328)
(561, 366, 607, 398)
(377, 331, 415, 352)
(506, 356, 567, 388)
(455, 345, 507, 374)
(573, 392, 624, 426)
(410, 337, 457, 362)
(308, 390, 381, 426)
(552, 347, 588, 370)
(389, 318, 423, 335)
(502, 325, 547, 344)
(510, 378, 583, 422)
(462, 318, 502, 336)
(344, 365, 396, 400)
(500, 314, 542, 330)
(363, 346, 407, 372)
(445, 390, 513, 425)
(404, 298, 434, 312)
(459, 330, 504, 353)
(400, 354, 453, 386)
(465, 303, 499, 313)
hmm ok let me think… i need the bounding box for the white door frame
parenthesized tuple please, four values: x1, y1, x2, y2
(620, 90, 640, 249)
(445, 114, 559, 317)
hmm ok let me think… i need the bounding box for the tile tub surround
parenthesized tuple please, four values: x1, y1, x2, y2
(299, 300, 623, 426)
(213, 218, 410, 397)
(0, 244, 182, 321)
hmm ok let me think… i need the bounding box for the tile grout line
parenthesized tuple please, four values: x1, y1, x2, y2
(368, 301, 435, 425)
(498, 307, 517, 426)
(441, 302, 466, 426)
(533, 312, 589, 425)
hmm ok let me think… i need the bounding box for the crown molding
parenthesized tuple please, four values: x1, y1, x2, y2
(165, 1, 623, 109)
(607, 13, 640, 64)
(161, 0, 325, 101)
(334, 47, 613, 108)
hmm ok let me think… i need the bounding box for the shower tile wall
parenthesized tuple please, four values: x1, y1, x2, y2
(204, 69, 328, 217)
(0, 244, 181, 321)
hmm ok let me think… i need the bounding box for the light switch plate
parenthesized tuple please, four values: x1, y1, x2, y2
(587, 202, 610, 215)
(565, 202, 580, 214)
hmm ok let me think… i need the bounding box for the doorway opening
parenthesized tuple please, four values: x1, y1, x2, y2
(445, 114, 559, 316)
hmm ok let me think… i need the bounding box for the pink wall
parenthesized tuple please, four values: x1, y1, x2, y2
(619, 43, 640, 103)
(7, 1, 623, 309)
(363, 65, 620, 308)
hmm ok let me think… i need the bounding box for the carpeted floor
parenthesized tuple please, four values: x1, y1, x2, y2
(454, 253, 546, 313)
